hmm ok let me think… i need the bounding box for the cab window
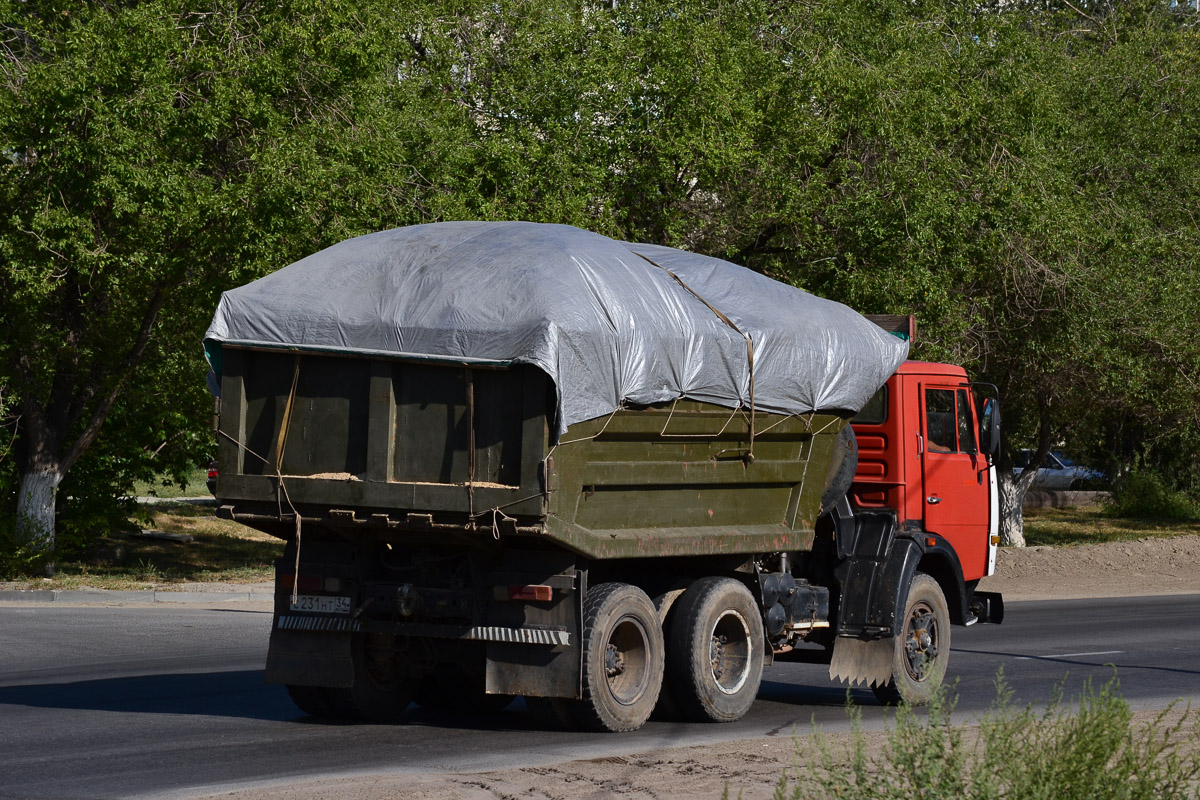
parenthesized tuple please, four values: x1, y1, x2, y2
(852, 385, 888, 425)
(925, 389, 957, 452)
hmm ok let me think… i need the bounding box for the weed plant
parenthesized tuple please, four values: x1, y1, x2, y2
(775, 674, 1199, 800)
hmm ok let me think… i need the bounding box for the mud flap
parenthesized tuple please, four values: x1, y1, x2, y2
(264, 629, 354, 688)
(828, 635, 894, 688)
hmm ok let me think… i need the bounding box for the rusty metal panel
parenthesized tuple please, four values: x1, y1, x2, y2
(541, 402, 843, 559)
(219, 474, 547, 519)
(216, 345, 845, 561)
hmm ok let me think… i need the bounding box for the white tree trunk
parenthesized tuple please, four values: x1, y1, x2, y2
(16, 468, 61, 555)
(997, 469, 1032, 547)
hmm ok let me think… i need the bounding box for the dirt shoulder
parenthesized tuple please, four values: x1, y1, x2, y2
(195, 535, 1200, 800)
(977, 533, 1200, 601)
(201, 706, 1194, 800)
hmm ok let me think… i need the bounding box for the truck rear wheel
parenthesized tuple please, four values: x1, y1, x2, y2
(871, 573, 950, 705)
(327, 633, 415, 722)
(666, 577, 764, 722)
(285, 684, 334, 718)
(577, 582, 665, 732)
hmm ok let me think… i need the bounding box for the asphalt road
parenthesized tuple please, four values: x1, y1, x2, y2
(1, 594, 1198, 800)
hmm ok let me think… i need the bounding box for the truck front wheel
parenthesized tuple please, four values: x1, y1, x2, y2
(872, 573, 950, 705)
(577, 582, 665, 732)
(666, 577, 764, 722)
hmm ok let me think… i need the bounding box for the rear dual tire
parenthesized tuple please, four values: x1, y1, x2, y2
(576, 582, 665, 732)
(663, 577, 764, 723)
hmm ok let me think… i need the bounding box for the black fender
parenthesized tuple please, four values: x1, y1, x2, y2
(912, 533, 969, 625)
(831, 509, 978, 637)
(834, 533, 922, 638)
(912, 532, 1003, 625)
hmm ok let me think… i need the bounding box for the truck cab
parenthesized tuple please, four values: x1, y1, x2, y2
(851, 361, 1000, 583)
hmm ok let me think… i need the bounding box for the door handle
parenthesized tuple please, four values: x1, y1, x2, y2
(927, 496, 942, 505)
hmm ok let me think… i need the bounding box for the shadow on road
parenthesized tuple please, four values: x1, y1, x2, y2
(0, 672, 563, 732)
(757, 680, 877, 708)
(0, 670, 299, 721)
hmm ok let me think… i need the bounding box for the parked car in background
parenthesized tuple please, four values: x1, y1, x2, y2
(206, 461, 218, 495)
(1012, 450, 1104, 490)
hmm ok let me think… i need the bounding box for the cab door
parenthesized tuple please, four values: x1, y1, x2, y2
(920, 385, 990, 579)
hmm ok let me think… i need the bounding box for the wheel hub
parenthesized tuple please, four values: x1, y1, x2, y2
(709, 611, 752, 695)
(902, 601, 939, 682)
(605, 642, 625, 678)
(709, 635, 728, 680)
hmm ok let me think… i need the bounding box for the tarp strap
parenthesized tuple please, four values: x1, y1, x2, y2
(635, 253, 757, 461)
(272, 355, 303, 605)
(275, 355, 301, 475)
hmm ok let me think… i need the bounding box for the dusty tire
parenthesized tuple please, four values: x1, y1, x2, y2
(666, 577, 764, 723)
(872, 573, 950, 706)
(820, 426, 858, 514)
(285, 684, 335, 718)
(651, 588, 687, 721)
(576, 582, 665, 732)
(327, 633, 415, 722)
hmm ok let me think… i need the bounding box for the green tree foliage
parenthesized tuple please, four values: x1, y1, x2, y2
(1, 0, 1198, 565)
(0, 0, 422, 561)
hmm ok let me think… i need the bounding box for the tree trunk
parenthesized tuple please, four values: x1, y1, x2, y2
(998, 469, 1026, 547)
(16, 467, 62, 575)
(998, 466, 1041, 548)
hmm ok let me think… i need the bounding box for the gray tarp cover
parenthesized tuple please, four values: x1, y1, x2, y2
(204, 222, 908, 436)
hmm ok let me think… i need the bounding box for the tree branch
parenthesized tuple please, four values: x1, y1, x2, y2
(58, 283, 173, 474)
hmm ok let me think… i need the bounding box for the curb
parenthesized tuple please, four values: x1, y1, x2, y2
(1023, 490, 1109, 509)
(0, 588, 273, 605)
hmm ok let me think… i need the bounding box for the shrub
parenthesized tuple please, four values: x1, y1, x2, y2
(1107, 470, 1200, 521)
(777, 674, 1199, 800)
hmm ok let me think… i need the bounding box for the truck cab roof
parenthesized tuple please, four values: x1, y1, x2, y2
(895, 360, 970, 381)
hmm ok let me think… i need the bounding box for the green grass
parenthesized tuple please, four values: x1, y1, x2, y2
(130, 466, 213, 499)
(1022, 506, 1200, 547)
(2, 500, 281, 590)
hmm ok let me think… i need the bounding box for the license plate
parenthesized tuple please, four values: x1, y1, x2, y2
(289, 594, 352, 614)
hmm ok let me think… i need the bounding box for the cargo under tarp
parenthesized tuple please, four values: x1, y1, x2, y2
(204, 222, 907, 436)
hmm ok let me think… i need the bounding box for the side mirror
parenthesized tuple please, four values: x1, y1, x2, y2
(972, 385, 1001, 460)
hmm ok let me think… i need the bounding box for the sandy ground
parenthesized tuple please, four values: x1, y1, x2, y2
(199, 706, 1195, 800)
(198, 535, 1200, 800)
(976, 533, 1200, 601)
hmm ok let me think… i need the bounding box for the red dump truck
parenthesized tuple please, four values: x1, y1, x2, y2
(205, 223, 1002, 732)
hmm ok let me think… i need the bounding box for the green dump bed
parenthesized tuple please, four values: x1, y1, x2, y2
(215, 347, 845, 560)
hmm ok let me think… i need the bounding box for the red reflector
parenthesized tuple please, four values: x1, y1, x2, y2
(925, 536, 938, 547)
(509, 585, 553, 602)
(279, 574, 323, 592)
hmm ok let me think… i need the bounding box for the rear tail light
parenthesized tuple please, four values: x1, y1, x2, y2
(278, 574, 323, 592)
(509, 585, 553, 602)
